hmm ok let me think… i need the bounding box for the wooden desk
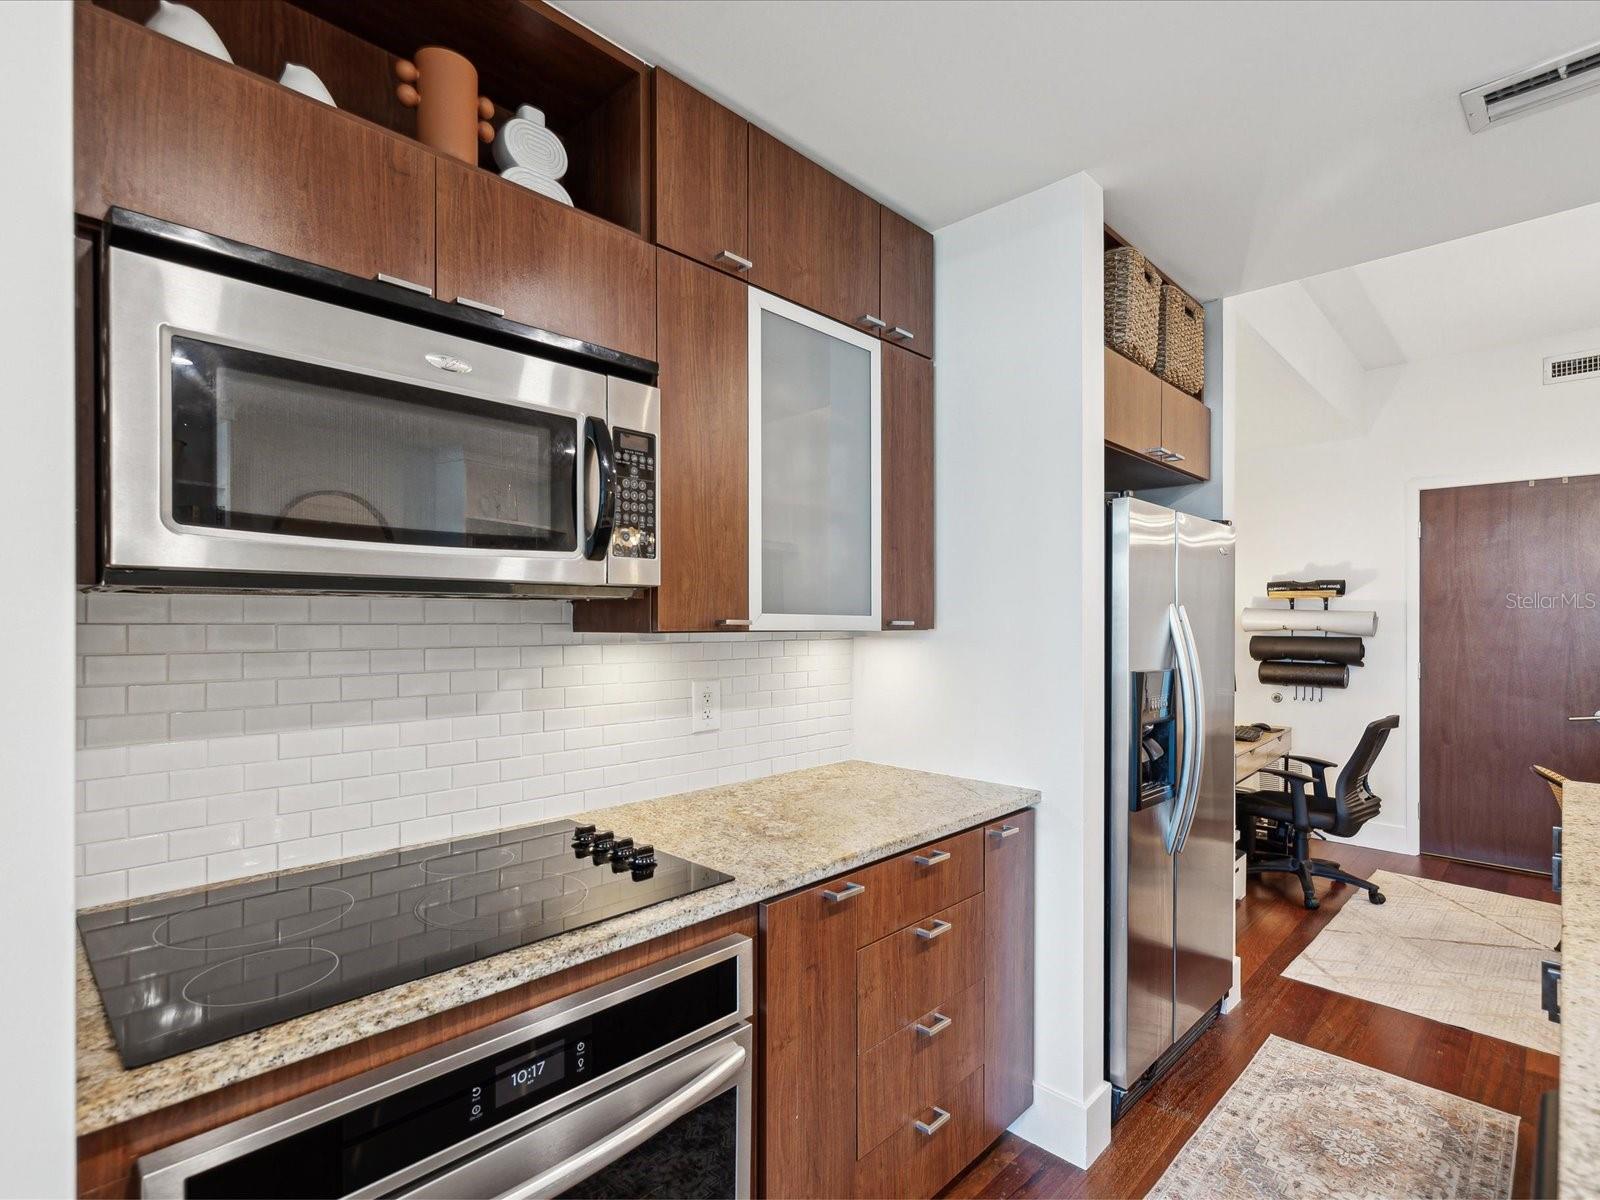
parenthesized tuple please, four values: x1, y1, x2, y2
(1235, 726, 1291, 785)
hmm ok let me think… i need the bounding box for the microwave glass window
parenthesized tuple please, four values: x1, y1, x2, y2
(168, 336, 577, 552)
(757, 310, 873, 617)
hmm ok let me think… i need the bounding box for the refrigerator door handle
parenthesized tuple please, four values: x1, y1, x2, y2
(1173, 603, 1207, 856)
(1165, 603, 1198, 854)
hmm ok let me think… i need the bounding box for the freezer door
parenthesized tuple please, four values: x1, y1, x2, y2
(1173, 512, 1237, 1041)
(1107, 499, 1179, 1090)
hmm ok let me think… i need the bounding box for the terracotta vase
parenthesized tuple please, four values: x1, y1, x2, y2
(395, 47, 494, 164)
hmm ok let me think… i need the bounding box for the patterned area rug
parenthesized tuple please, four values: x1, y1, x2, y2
(1148, 1036, 1518, 1200)
(1281, 870, 1562, 1053)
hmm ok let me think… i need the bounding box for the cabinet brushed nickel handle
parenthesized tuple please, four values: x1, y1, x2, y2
(1569, 711, 1600, 722)
(821, 881, 865, 903)
(889, 326, 915, 342)
(1142, 446, 1173, 460)
(715, 618, 752, 627)
(455, 295, 506, 316)
(889, 619, 917, 627)
(715, 250, 754, 272)
(859, 314, 888, 331)
(914, 1012, 952, 1038)
(990, 824, 1020, 840)
(1163, 450, 1186, 463)
(914, 1107, 951, 1136)
(915, 918, 952, 940)
(375, 272, 433, 296)
(913, 849, 951, 867)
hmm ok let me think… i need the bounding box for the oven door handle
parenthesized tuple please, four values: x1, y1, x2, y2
(583, 416, 616, 562)
(496, 1041, 747, 1200)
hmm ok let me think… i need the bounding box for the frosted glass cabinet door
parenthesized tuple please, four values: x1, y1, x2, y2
(748, 289, 881, 630)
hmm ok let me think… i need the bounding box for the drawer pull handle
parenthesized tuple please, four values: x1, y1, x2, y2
(821, 881, 865, 903)
(455, 295, 507, 316)
(889, 619, 917, 627)
(859, 314, 888, 331)
(914, 1107, 951, 1137)
(375, 272, 433, 296)
(915, 919, 952, 941)
(914, 1012, 952, 1038)
(714, 618, 752, 627)
(990, 824, 1020, 840)
(913, 849, 951, 867)
(715, 250, 754, 272)
(889, 326, 916, 342)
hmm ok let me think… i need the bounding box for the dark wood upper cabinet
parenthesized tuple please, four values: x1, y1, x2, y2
(435, 161, 656, 361)
(882, 346, 935, 630)
(651, 251, 749, 630)
(983, 810, 1036, 1138)
(748, 127, 880, 330)
(75, 5, 436, 287)
(880, 207, 934, 358)
(654, 71, 749, 275)
(761, 878, 863, 1200)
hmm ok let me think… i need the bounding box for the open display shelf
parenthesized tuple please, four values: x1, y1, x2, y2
(93, 0, 650, 236)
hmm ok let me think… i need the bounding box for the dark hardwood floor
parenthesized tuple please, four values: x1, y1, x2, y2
(940, 845, 1560, 1199)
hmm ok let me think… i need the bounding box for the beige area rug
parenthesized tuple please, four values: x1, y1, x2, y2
(1280, 869, 1562, 1054)
(1148, 1036, 1518, 1200)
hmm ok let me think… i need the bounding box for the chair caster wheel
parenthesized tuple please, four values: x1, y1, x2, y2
(1369, 891, 1385, 905)
(1304, 897, 1320, 910)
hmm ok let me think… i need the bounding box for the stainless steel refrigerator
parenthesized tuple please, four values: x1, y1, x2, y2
(1107, 497, 1236, 1117)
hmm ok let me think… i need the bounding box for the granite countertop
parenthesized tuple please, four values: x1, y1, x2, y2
(77, 759, 1039, 1134)
(1562, 780, 1600, 1199)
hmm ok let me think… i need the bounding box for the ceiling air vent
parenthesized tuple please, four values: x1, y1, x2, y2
(1544, 352, 1600, 385)
(1461, 41, 1600, 132)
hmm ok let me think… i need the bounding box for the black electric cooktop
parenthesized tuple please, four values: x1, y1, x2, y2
(77, 820, 732, 1068)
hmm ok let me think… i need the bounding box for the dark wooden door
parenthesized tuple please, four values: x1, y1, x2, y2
(435, 161, 656, 361)
(983, 810, 1035, 1139)
(1421, 474, 1600, 870)
(653, 250, 749, 631)
(879, 207, 934, 358)
(748, 127, 880, 330)
(760, 876, 863, 1199)
(654, 71, 749, 276)
(76, 5, 435, 287)
(881, 345, 935, 630)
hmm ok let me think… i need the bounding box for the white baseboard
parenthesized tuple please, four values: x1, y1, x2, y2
(1222, 954, 1242, 1013)
(1009, 1078, 1113, 1167)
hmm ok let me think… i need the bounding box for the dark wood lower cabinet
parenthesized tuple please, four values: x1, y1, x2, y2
(760, 813, 1036, 1199)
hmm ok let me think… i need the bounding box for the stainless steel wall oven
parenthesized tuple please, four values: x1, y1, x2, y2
(137, 935, 753, 1199)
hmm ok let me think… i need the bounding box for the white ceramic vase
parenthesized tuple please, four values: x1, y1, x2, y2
(145, 0, 232, 63)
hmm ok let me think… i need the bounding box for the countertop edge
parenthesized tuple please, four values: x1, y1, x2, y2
(77, 764, 1039, 1135)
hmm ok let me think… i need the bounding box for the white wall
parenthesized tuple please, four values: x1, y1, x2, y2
(76, 598, 852, 904)
(1233, 318, 1600, 853)
(0, 3, 77, 1193)
(853, 173, 1110, 1165)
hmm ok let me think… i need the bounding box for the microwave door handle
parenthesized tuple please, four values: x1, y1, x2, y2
(583, 416, 616, 562)
(494, 1041, 748, 1200)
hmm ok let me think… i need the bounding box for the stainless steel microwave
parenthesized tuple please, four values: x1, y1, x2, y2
(101, 245, 658, 596)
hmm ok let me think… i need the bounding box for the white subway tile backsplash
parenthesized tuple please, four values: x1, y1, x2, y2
(74, 597, 854, 903)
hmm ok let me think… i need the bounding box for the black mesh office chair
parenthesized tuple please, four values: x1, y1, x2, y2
(1238, 715, 1399, 909)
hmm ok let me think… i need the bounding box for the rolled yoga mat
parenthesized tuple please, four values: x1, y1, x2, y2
(1258, 661, 1349, 688)
(1248, 635, 1365, 666)
(1241, 607, 1377, 636)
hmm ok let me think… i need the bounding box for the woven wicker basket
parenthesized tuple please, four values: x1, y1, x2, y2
(1155, 283, 1205, 396)
(1104, 247, 1160, 368)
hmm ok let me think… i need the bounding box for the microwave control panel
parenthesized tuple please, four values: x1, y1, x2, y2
(612, 428, 657, 559)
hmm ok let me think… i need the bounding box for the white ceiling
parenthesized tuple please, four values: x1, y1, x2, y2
(1297, 200, 1600, 368)
(558, 0, 1600, 300)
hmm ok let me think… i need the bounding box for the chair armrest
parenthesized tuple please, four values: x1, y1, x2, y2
(1252, 767, 1313, 828)
(1286, 754, 1338, 773)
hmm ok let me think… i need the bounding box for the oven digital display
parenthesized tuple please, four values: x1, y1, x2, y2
(494, 1043, 568, 1108)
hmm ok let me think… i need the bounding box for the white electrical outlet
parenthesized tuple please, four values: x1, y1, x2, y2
(692, 679, 721, 733)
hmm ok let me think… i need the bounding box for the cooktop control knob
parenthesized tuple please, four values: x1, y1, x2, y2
(588, 830, 615, 862)
(571, 824, 596, 847)
(608, 837, 636, 871)
(630, 843, 656, 879)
